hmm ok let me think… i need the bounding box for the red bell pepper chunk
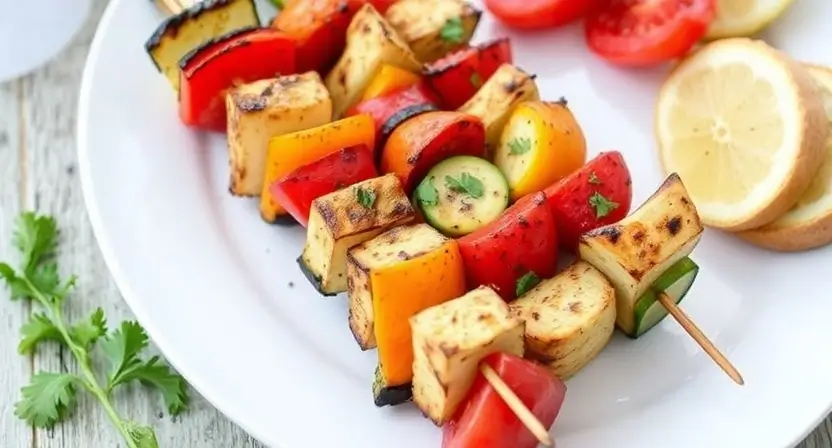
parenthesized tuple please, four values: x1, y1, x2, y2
(345, 82, 441, 153)
(269, 145, 379, 227)
(458, 192, 558, 301)
(424, 38, 513, 110)
(543, 151, 633, 252)
(443, 353, 567, 448)
(272, 0, 366, 75)
(179, 28, 296, 132)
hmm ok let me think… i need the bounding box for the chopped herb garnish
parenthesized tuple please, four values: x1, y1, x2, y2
(470, 72, 482, 88)
(440, 17, 465, 44)
(355, 187, 377, 209)
(508, 137, 532, 155)
(589, 192, 618, 218)
(445, 173, 484, 199)
(588, 171, 601, 185)
(515, 271, 541, 297)
(269, 0, 285, 9)
(417, 177, 440, 207)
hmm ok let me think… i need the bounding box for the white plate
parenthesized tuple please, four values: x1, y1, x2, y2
(78, 1, 832, 447)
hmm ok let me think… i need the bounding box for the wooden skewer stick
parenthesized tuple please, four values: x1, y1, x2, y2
(479, 364, 553, 447)
(657, 292, 744, 386)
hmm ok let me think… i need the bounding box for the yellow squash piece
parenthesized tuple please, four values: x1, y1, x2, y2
(495, 100, 587, 200)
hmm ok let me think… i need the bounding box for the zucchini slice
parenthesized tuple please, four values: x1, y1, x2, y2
(372, 366, 412, 407)
(144, 0, 259, 92)
(629, 257, 699, 338)
(414, 156, 509, 237)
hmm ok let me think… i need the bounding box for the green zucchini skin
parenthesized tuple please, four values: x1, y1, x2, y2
(415, 156, 509, 237)
(296, 256, 338, 298)
(626, 257, 700, 339)
(372, 367, 412, 407)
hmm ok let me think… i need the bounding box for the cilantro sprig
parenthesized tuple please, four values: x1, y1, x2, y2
(440, 17, 465, 44)
(445, 173, 484, 199)
(0, 212, 189, 448)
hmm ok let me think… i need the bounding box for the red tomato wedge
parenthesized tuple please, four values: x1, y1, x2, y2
(484, 0, 597, 30)
(272, 0, 365, 74)
(458, 192, 558, 301)
(424, 38, 513, 110)
(368, 0, 396, 13)
(269, 145, 379, 227)
(442, 353, 567, 448)
(544, 151, 633, 252)
(179, 28, 296, 132)
(585, 0, 715, 66)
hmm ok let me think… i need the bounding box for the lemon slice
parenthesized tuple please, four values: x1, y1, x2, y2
(705, 0, 796, 40)
(738, 65, 832, 251)
(655, 38, 828, 231)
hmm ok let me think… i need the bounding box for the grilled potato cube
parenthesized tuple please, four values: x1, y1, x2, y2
(325, 4, 421, 118)
(458, 63, 540, 152)
(510, 261, 616, 380)
(410, 286, 525, 425)
(300, 174, 415, 296)
(579, 173, 704, 335)
(385, 0, 482, 63)
(227, 73, 332, 197)
(145, 0, 259, 91)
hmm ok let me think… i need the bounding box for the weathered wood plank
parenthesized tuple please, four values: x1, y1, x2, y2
(18, 0, 260, 446)
(801, 418, 832, 448)
(0, 79, 35, 448)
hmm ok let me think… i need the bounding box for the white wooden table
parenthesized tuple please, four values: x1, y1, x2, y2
(0, 1, 829, 447)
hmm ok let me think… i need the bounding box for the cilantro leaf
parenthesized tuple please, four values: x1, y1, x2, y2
(0, 262, 34, 300)
(515, 271, 541, 297)
(18, 313, 62, 354)
(124, 421, 160, 448)
(30, 261, 61, 302)
(470, 72, 482, 89)
(416, 177, 440, 207)
(440, 17, 465, 44)
(268, 0, 285, 9)
(119, 356, 189, 415)
(71, 307, 107, 350)
(102, 321, 149, 388)
(15, 372, 77, 428)
(445, 173, 484, 199)
(13, 212, 58, 274)
(588, 171, 601, 185)
(589, 192, 619, 218)
(508, 137, 532, 155)
(355, 187, 377, 209)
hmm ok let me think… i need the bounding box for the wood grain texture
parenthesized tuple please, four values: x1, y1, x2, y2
(0, 0, 828, 447)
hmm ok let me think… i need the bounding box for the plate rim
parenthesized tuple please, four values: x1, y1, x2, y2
(75, 0, 832, 447)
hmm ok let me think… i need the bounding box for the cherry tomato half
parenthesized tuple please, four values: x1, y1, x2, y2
(585, 0, 715, 67)
(484, 0, 597, 30)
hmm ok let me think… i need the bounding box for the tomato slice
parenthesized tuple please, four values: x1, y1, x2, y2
(585, 0, 715, 66)
(484, 0, 597, 30)
(442, 353, 567, 448)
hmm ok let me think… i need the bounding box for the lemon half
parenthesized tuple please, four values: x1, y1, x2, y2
(655, 38, 828, 231)
(706, 0, 796, 40)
